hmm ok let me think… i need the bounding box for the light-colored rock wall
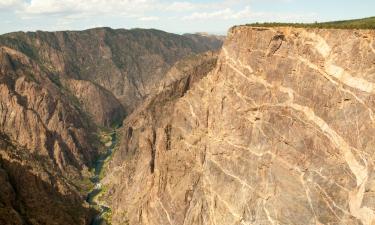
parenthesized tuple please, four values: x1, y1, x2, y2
(105, 27, 375, 225)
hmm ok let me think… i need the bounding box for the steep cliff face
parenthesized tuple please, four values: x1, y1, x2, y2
(0, 46, 96, 175)
(64, 79, 125, 127)
(105, 27, 375, 225)
(102, 51, 218, 224)
(0, 28, 223, 113)
(0, 46, 95, 224)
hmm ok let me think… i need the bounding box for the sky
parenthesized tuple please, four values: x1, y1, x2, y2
(0, 0, 374, 35)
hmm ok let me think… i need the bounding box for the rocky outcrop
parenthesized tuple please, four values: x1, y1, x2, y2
(64, 79, 125, 127)
(0, 28, 223, 113)
(104, 27, 375, 225)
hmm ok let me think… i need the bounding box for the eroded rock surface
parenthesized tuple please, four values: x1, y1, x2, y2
(104, 27, 375, 225)
(0, 46, 95, 224)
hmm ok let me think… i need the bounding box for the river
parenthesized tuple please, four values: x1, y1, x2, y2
(87, 130, 117, 225)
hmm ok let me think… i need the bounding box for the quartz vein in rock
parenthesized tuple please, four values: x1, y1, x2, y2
(104, 27, 375, 225)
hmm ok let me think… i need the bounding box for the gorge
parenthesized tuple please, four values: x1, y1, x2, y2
(1, 18, 375, 225)
(0, 27, 223, 225)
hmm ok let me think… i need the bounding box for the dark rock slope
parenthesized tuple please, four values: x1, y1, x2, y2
(64, 79, 125, 127)
(183, 33, 225, 51)
(0, 28, 223, 113)
(0, 46, 95, 225)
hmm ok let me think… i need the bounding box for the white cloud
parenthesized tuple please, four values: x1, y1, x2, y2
(0, 0, 267, 21)
(20, 0, 156, 16)
(0, 0, 319, 34)
(24, 0, 75, 15)
(139, 16, 159, 21)
(5, 0, 250, 16)
(183, 8, 231, 20)
(164, 1, 196, 12)
(183, 5, 316, 22)
(183, 6, 253, 20)
(0, 0, 25, 10)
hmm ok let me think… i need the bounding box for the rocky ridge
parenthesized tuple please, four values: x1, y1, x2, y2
(0, 28, 223, 113)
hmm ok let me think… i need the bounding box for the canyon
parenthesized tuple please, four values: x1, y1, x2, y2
(1, 24, 375, 225)
(0, 28, 223, 225)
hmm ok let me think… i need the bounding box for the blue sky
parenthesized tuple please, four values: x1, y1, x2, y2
(0, 0, 374, 35)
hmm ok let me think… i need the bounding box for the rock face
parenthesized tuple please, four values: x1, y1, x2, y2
(0, 28, 223, 113)
(0, 46, 95, 224)
(104, 27, 375, 225)
(0, 137, 94, 225)
(0, 46, 96, 175)
(102, 51, 219, 224)
(64, 79, 125, 127)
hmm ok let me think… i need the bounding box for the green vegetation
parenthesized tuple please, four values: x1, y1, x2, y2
(99, 132, 112, 145)
(96, 184, 108, 201)
(0, 34, 39, 59)
(90, 184, 113, 224)
(47, 73, 63, 87)
(97, 129, 121, 180)
(86, 128, 120, 225)
(75, 176, 95, 193)
(246, 16, 375, 29)
(102, 208, 113, 224)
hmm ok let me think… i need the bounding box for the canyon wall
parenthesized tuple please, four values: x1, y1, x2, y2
(104, 27, 375, 225)
(0, 45, 95, 225)
(0, 29, 223, 224)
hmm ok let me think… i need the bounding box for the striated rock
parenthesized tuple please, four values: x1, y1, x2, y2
(104, 27, 375, 225)
(64, 79, 125, 127)
(102, 51, 218, 225)
(0, 47, 96, 174)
